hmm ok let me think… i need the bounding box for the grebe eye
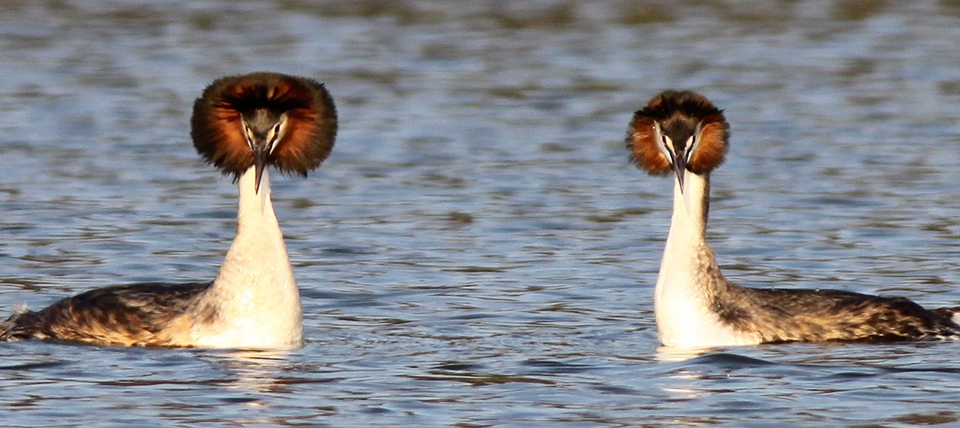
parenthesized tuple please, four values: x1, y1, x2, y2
(685, 136, 697, 162)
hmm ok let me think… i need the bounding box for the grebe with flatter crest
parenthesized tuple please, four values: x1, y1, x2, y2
(0, 72, 337, 348)
(628, 90, 960, 347)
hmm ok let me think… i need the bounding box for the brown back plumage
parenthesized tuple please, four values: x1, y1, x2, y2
(627, 90, 729, 176)
(190, 72, 338, 179)
(0, 282, 212, 347)
(718, 284, 960, 343)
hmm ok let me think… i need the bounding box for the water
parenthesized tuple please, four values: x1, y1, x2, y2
(2, 0, 960, 425)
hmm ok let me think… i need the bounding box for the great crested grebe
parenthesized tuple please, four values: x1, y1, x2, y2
(0, 72, 337, 348)
(628, 90, 960, 347)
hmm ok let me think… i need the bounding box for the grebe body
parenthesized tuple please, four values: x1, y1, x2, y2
(628, 90, 960, 347)
(1, 72, 337, 348)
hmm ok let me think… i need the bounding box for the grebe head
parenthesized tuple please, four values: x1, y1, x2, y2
(627, 90, 728, 193)
(190, 72, 338, 192)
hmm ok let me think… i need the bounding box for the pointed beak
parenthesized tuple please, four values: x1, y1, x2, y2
(672, 155, 687, 194)
(253, 148, 268, 194)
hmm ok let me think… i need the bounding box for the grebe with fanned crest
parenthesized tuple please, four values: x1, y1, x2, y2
(627, 90, 960, 347)
(0, 72, 337, 348)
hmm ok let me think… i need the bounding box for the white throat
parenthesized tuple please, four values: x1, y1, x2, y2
(653, 172, 760, 347)
(184, 166, 303, 348)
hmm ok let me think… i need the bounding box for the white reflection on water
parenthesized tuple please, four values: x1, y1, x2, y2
(654, 345, 714, 363)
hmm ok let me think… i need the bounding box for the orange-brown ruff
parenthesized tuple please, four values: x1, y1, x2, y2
(0, 72, 337, 348)
(628, 90, 960, 347)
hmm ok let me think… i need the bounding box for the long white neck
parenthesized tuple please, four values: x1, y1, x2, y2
(189, 166, 303, 348)
(653, 171, 758, 347)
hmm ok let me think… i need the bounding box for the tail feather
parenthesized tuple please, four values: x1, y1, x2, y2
(0, 304, 34, 342)
(931, 306, 960, 329)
